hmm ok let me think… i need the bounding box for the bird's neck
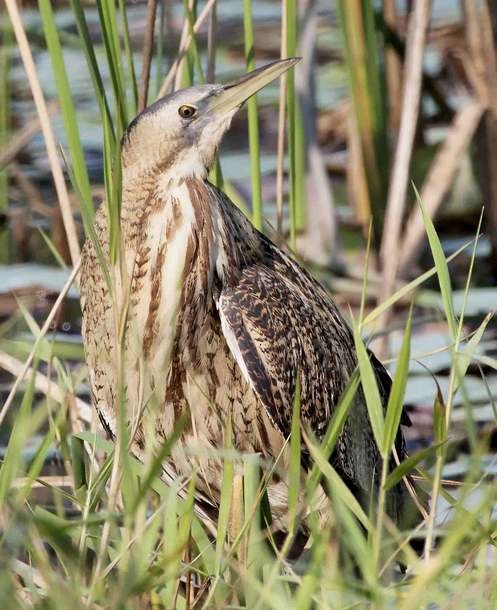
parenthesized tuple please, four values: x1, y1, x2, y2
(119, 168, 256, 279)
(111, 171, 260, 382)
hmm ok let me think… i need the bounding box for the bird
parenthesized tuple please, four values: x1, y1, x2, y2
(80, 58, 416, 545)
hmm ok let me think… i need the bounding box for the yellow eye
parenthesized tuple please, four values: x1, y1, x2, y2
(178, 105, 197, 119)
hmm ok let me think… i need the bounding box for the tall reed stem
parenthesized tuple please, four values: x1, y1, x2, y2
(243, 0, 263, 231)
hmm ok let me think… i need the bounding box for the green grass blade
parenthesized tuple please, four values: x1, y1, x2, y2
(414, 183, 457, 341)
(38, 227, 68, 269)
(97, 0, 128, 131)
(38, 0, 93, 213)
(71, 435, 88, 506)
(353, 323, 384, 452)
(293, 525, 326, 610)
(243, 458, 262, 608)
(384, 442, 445, 491)
(287, 372, 301, 533)
(286, 0, 298, 248)
(118, 0, 138, 114)
(454, 313, 493, 393)
(0, 19, 12, 263)
(306, 371, 360, 498)
(0, 360, 39, 505)
(70, 0, 115, 145)
(304, 430, 371, 531)
(130, 415, 188, 513)
(243, 0, 263, 230)
(184, 0, 204, 84)
(103, 110, 121, 265)
(179, 0, 203, 87)
(20, 411, 64, 505)
(305, 431, 377, 590)
(294, 94, 306, 232)
(215, 415, 234, 574)
(337, 0, 388, 244)
(433, 386, 446, 450)
(382, 305, 412, 455)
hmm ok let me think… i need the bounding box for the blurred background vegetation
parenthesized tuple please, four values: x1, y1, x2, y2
(0, 1, 497, 608)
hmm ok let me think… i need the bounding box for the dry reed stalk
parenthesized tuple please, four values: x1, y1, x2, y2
(12, 475, 73, 489)
(206, 0, 217, 82)
(5, 0, 80, 268)
(384, 0, 402, 133)
(157, 0, 217, 97)
(462, 0, 487, 101)
(399, 100, 484, 273)
(347, 105, 370, 234)
(377, 0, 432, 346)
(275, 1, 288, 240)
(138, 0, 158, 112)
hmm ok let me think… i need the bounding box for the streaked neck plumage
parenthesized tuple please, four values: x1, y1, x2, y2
(119, 137, 259, 291)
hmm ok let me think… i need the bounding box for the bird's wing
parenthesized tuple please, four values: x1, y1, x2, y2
(217, 251, 414, 515)
(217, 257, 362, 444)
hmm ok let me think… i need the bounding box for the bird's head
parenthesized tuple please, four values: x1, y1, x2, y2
(121, 58, 300, 182)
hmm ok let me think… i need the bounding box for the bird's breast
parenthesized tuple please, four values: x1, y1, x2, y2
(124, 183, 209, 391)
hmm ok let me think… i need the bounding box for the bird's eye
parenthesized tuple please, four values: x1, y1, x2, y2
(178, 105, 197, 119)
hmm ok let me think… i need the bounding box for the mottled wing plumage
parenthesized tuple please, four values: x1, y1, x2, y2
(219, 263, 353, 441)
(218, 257, 381, 504)
(216, 240, 412, 522)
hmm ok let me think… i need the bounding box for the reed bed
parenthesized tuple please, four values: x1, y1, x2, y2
(0, 2, 496, 609)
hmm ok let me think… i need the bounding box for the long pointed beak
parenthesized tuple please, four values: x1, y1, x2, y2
(209, 57, 301, 115)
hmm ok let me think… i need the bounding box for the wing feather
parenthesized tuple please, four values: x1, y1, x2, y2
(218, 260, 370, 476)
(217, 253, 410, 508)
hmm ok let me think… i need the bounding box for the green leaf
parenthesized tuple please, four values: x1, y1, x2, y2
(118, 0, 138, 113)
(285, 0, 300, 248)
(97, 0, 128, 131)
(243, 458, 263, 608)
(306, 371, 360, 498)
(353, 323, 384, 453)
(304, 430, 372, 532)
(70, 0, 115, 145)
(382, 305, 412, 455)
(288, 371, 301, 533)
(337, 0, 388, 245)
(384, 442, 445, 491)
(305, 428, 376, 589)
(414, 182, 457, 341)
(130, 414, 188, 513)
(243, 0, 263, 231)
(0, 361, 40, 506)
(38, 0, 92, 212)
(433, 385, 446, 449)
(216, 415, 234, 574)
(454, 313, 493, 393)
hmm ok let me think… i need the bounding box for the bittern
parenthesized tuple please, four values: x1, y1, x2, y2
(80, 59, 414, 540)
